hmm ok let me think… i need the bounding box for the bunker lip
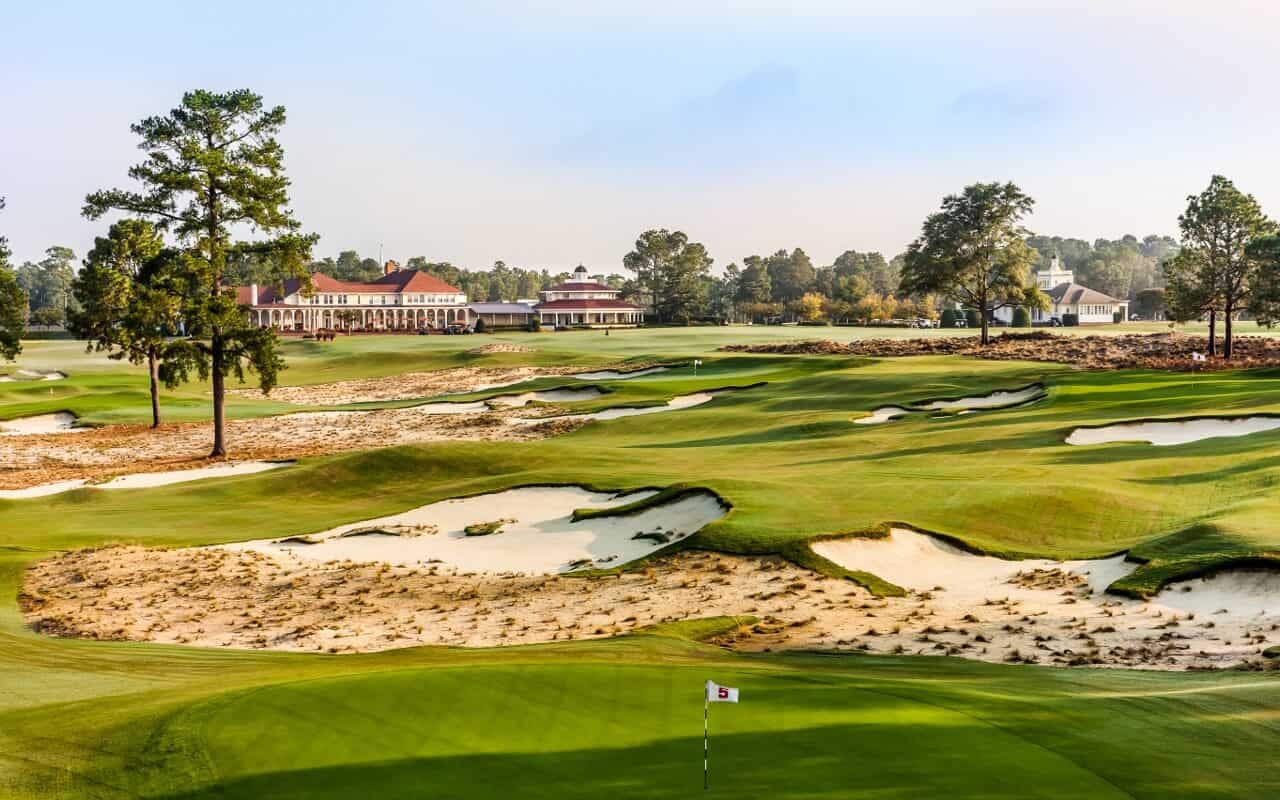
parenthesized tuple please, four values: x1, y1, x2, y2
(570, 366, 672, 381)
(854, 406, 910, 425)
(220, 484, 729, 576)
(1065, 413, 1280, 447)
(914, 383, 1046, 413)
(512, 382, 764, 426)
(0, 412, 84, 436)
(0, 461, 294, 500)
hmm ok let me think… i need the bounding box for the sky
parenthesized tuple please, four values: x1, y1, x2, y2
(3, 0, 1280, 274)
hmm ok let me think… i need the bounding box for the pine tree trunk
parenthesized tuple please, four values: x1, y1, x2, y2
(1224, 305, 1234, 359)
(210, 331, 227, 458)
(979, 292, 990, 346)
(148, 350, 161, 428)
(1207, 310, 1217, 357)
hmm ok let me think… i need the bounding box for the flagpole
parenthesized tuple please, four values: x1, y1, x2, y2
(703, 690, 709, 790)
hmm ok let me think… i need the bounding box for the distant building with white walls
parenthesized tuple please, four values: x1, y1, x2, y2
(534, 265, 642, 327)
(993, 255, 1128, 325)
(237, 261, 471, 332)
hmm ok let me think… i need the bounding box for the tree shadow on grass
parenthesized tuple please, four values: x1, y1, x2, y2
(155, 724, 1120, 800)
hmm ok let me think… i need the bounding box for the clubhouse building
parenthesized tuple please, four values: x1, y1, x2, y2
(239, 262, 642, 332)
(238, 261, 473, 332)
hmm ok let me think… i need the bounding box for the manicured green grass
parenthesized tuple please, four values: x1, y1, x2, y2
(6, 328, 1280, 797)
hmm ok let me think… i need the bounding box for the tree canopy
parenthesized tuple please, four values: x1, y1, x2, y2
(899, 182, 1044, 345)
(1166, 175, 1275, 358)
(70, 219, 183, 427)
(623, 229, 714, 323)
(0, 197, 26, 361)
(83, 88, 316, 456)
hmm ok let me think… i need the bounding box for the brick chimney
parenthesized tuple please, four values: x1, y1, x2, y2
(384, 259, 400, 276)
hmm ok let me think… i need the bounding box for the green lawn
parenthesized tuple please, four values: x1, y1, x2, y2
(4, 327, 1280, 797)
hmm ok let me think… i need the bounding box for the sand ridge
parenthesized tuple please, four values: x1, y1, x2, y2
(0, 405, 582, 490)
(228, 362, 660, 406)
(23, 530, 1280, 669)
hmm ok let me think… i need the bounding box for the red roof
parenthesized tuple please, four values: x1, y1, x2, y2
(536, 298, 639, 310)
(236, 270, 463, 306)
(375, 270, 463, 294)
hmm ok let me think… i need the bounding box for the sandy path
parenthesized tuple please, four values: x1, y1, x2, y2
(0, 407, 580, 490)
(229, 363, 654, 406)
(23, 534, 1280, 669)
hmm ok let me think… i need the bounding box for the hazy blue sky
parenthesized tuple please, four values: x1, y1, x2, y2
(2, 1, 1277, 272)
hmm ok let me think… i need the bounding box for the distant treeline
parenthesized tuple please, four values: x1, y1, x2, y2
(6, 233, 1179, 326)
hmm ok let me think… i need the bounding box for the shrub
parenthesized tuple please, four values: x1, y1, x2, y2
(1113, 310, 1122, 324)
(1062, 313, 1079, 327)
(964, 309, 981, 329)
(1011, 307, 1031, 328)
(940, 308, 959, 328)
(527, 317, 542, 332)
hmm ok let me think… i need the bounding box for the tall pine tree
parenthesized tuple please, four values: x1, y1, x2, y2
(84, 89, 317, 456)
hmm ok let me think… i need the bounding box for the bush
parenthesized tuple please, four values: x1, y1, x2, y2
(1062, 313, 1079, 327)
(473, 318, 487, 333)
(1113, 310, 1122, 324)
(964, 309, 981, 329)
(1011, 307, 1031, 328)
(527, 317, 542, 332)
(940, 308, 959, 328)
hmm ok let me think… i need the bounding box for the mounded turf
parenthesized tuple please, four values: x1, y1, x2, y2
(5, 326, 1280, 797)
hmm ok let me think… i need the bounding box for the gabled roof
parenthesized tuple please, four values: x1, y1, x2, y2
(1047, 282, 1122, 306)
(375, 270, 464, 294)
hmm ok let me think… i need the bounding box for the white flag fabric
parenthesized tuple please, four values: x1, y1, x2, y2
(705, 680, 739, 703)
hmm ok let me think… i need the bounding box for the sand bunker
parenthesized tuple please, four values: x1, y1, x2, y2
(807, 528, 1280, 668)
(1067, 416, 1280, 447)
(487, 388, 604, 407)
(0, 412, 83, 436)
(0, 461, 292, 500)
(921, 385, 1044, 412)
(854, 406, 910, 425)
(296, 388, 605, 418)
(513, 390, 725, 426)
(28, 529, 1280, 667)
(467, 343, 534, 354)
(571, 366, 669, 381)
(0, 369, 66, 382)
(224, 486, 728, 575)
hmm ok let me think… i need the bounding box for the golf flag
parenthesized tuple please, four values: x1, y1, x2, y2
(705, 680, 739, 703)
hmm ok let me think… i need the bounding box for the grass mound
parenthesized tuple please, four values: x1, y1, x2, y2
(632, 615, 758, 642)
(463, 519, 514, 537)
(570, 484, 729, 522)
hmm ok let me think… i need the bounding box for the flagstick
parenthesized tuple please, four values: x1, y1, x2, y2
(703, 692, 709, 790)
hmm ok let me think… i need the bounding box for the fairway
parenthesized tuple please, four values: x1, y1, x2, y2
(4, 327, 1280, 798)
